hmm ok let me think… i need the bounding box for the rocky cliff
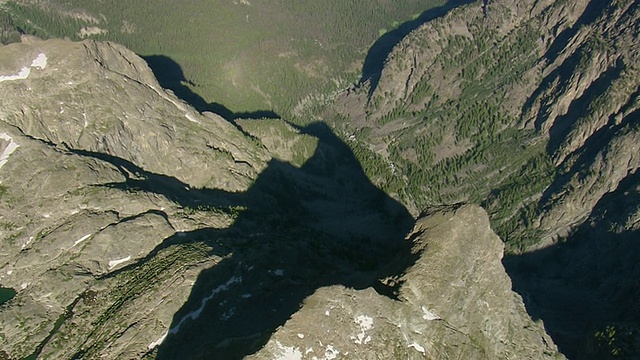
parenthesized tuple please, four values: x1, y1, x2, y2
(0, 37, 564, 359)
(325, 0, 640, 357)
(250, 205, 561, 360)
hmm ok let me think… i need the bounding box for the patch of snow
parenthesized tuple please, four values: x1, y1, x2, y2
(43, 213, 51, 218)
(108, 255, 131, 270)
(0, 133, 19, 170)
(0, 53, 47, 83)
(168, 276, 242, 335)
(6, 269, 12, 275)
(73, 234, 92, 247)
(220, 307, 235, 320)
(148, 331, 168, 349)
(271, 269, 285, 276)
(325, 309, 330, 316)
(274, 341, 302, 360)
(20, 282, 29, 289)
(324, 345, 339, 360)
(21, 236, 34, 250)
(409, 342, 426, 354)
(422, 306, 441, 321)
(0, 67, 30, 82)
(297, 333, 304, 339)
(30, 53, 47, 69)
(185, 113, 201, 124)
(352, 315, 374, 345)
(305, 348, 314, 354)
(242, 293, 252, 299)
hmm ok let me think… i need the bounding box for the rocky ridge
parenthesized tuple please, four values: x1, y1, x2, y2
(251, 204, 561, 360)
(326, 0, 640, 357)
(0, 36, 564, 359)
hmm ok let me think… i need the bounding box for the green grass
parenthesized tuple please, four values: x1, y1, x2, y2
(6, 0, 445, 115)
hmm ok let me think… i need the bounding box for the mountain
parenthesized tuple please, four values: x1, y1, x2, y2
(0, 37, 562, 359)
(1, 0, 639, 358)
(250, 204, 560, 360)
(322, 0, 640, 357)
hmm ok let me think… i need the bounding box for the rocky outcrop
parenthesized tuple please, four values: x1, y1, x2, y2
(0, 38, 417, 359)
(0, 38, 268, 192)
(251, 205, 561, 359)
(324, 0, 640, 358)
(0, 38, 271, 359)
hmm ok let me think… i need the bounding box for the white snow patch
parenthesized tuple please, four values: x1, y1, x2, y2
(148, 331, 168, 349)
(242, 293, 252, 299)
(352, 315, 374, 345)
(43, 213, 51, 218)
(422, 306, 441, 321)
(274, 341, 302, 360)
(409, 342, 426, 353)
(185, 113, 201, 124)
(20, 282, 29, 289)
(73, 234, 92, 247)
(30, 53, 47, 69)
(0, 67, 30, 82)
(305, 348, 314, 354)
(6, 269, 12, 275)
(0, 133, 19, 170)
(0, 53, 47, 83)
(323, 345, 339, 360)
(271, 269, 285, 276)
(108, 255, 131, 269)
(297, 333, 305, 339)
(21, 236, 34, 250)
(168, 276, 242, 334)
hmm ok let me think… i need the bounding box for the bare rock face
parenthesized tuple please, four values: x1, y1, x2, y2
(0, 38, 419, 360)
(0, 38, 270, 359)
(0, 38, 268, 192)
(325, 0, 640, 357)
(250, 205, 562, 360)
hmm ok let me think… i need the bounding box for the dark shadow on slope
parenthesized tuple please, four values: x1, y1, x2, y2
(543, 1, 611, 66)
(360, 0, 475, 98)
(73, 122, 414, 359)
(538, 102, 640, 209)
(545, 60, 624, 156)
(521, 0, 611, 123)
(143, 55, 279, 120)
(505, 169, 640, 359)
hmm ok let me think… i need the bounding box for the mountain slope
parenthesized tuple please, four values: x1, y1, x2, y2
(0, 37, 566, 360)
(327, 0, 640, 249)
(323, 0, 640, 357)
(0, 38, 417, 359)
(250, 205, 562, 360)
